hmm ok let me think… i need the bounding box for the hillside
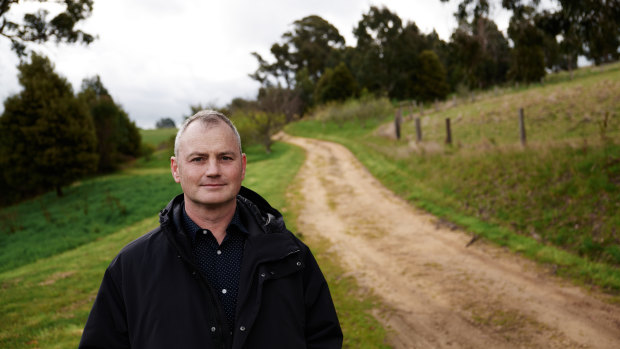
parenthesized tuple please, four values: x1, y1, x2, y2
(286, 61, 620, 291)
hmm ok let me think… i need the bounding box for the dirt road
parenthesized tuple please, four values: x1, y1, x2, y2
(280, 133, 620, 349)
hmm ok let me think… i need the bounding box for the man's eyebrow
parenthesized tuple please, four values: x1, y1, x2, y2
(185, 152, 207, 158)
(185, 151, 237, 158)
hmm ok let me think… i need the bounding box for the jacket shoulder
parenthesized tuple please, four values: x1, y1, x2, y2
(109, 226, 164, 269)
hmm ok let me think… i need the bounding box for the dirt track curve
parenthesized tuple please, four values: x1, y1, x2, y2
(279, 133, 620, 349)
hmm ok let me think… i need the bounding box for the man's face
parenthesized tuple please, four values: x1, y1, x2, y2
(171, 121, 246, 210)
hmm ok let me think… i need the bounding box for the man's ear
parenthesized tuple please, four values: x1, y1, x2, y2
(171, 156, 181, 183)
(241, 153, 247, 180)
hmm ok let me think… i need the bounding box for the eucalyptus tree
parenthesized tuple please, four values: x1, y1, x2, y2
(250, 15, 345, 88)
(0, 0, 95, 56)
(351, 5, 404, 97)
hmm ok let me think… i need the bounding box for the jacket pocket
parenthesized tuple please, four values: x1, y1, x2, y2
(258, 249, 304, 281)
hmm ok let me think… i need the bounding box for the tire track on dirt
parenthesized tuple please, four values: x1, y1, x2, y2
(280, 133, 620, 349)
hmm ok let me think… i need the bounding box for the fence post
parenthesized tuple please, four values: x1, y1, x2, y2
(445, 118, 452, 145)
(395, 108, 402, 140)
(519, 108, 526, 146)
(415, 117, 422, 142)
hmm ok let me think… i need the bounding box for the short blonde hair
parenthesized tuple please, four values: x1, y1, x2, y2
(174, 110, 242, 157)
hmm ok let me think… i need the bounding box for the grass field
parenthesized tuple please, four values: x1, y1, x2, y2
(0, 130, 187, 273)
(285, 62, 620, 293)
(0, 141, 389, 348)
(139, 127, 177, 148)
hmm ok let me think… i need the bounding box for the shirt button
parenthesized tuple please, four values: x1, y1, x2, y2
(211, 326, 216, 332)
(222, 289, 227, 294)
(239, 326, 246, 331)
(217, 250, 222, 255)
(296, 261, 302, 266)
(260, 273, 266, 278)
(202, 230, 208, 235)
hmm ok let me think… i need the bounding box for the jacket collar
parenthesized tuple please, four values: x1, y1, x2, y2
(159, 187, 299, 262)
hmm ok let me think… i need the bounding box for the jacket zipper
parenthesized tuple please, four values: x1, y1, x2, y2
(164, 223, 228, 348)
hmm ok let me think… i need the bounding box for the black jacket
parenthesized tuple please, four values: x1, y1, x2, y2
(79, 187, 342, 349)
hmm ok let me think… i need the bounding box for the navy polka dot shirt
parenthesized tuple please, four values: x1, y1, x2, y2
(182, 203, 247, 332)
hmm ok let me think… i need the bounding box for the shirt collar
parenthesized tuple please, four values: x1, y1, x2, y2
(181, 201, 248, 241)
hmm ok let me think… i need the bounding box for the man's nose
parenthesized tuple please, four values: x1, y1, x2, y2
(204, 159, 220, 176)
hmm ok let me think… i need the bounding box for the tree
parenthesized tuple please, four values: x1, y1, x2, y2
(441, 0, 491, 23)
(314, 62, 357, 104)
(0, 53, 98, 198)
(256, 86, 303, 122)
(79, 75, 141, 172)
(533, 9, 579, 75)
(350, 6, 445, 100)
(232, 110, 286, 154)
(449, 17, 510, 89)
(389, 22, 429, 100)
(554, 0, 620, 65)
(507, 5, 547, 83)
(156, 117, 176, 129)
(352, 6, 404, 97)
(250, 15, 345, 112)
(0, 0, 95, 57)
(415, 50, 450, 102)
(250, 15, 345, 88)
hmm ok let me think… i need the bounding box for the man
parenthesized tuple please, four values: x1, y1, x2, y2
(79, 110, 342, 348)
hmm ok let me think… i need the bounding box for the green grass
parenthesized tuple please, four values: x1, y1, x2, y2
(0, 216, 159, 349)
(0, 168, 180, 274)
(285, 62, 620, 293)
(0, 141, 389, 348)
(139, 127, 177, 147)
(402, 66, 619, 147)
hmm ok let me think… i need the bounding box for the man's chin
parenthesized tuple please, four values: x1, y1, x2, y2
(192, 194, 236, 208)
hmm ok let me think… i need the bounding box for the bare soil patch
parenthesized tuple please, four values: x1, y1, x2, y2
(281, 133, 620, 349)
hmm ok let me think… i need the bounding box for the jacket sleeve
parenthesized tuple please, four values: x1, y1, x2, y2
(303, 249, 343, 349)
(79, 261, 130, 349)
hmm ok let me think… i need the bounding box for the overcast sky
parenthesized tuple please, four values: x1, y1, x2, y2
(0, 0, 513, 129)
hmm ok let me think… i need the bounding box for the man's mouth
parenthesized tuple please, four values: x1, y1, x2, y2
(201, 183, 226, 187)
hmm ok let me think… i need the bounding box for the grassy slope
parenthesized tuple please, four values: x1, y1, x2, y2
(285, 62, 620, 293)
(139, 127, 177, 148)
(0, 128, 180, 273)
(0, 171, 180, 273)
(0, 142, 389, 348)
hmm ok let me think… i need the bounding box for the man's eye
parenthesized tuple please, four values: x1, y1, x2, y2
(191, 157, 204, 162)
(222, 156, 233, 161)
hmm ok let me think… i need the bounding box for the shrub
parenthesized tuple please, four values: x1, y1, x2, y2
(311, 96, 393, 128)
(231, 110, 286, 153)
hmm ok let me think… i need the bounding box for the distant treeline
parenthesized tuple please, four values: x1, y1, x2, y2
(199, 1, 619, 156)
(0, 54, 143, 206)
(247, 1, 620, 114)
